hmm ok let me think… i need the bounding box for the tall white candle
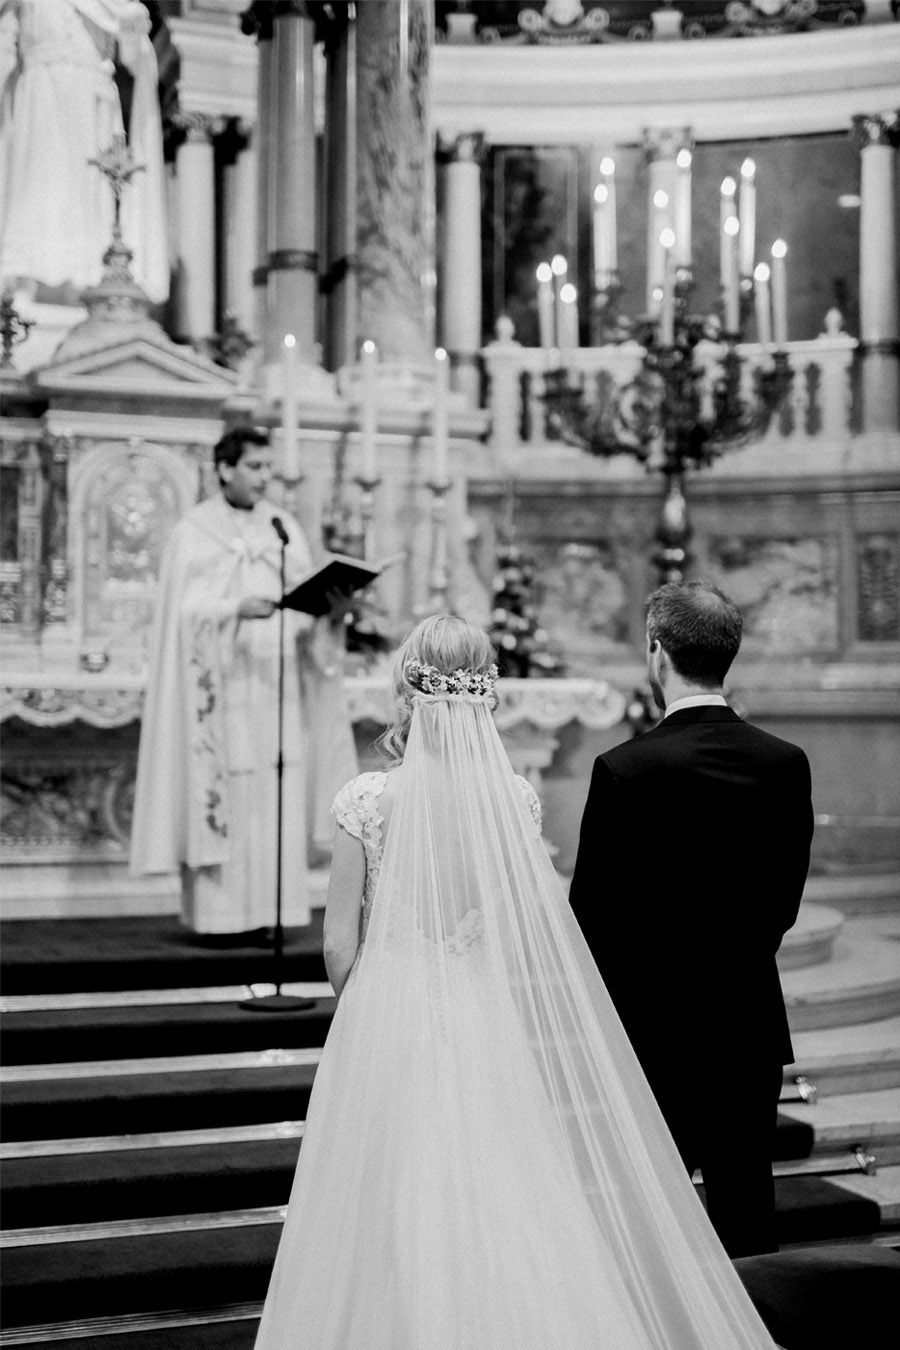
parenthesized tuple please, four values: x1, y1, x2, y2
(648, 189, 669, 313)
(753, 262, 772, 347)
(659, 228, 676, 345)
(771, 239, 788, 345)
(739, 158, 757, 278)
(593, 183, 610, 283)
(360, 339, 378, 480)
(551, 254, 568, 349)
(723, 215, 741, 332)
(719, 176, 737, 291)
(433, 347, 449, 485)
(558, 282, 579, 352)
(536, 262, 554, 349)
(674, 148, 692, 268)
(596, 155, 617, 278)
(281, 334, 299, 481)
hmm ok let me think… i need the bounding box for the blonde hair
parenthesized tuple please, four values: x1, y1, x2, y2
(377, 614, 498, 764)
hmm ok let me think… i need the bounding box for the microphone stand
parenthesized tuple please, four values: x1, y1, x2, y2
(240, 521, 314, 1013)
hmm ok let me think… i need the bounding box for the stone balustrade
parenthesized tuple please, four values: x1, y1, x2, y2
(482, 330, 859, 454)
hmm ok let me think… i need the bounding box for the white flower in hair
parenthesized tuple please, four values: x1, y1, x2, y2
(406, 660, 499, 698)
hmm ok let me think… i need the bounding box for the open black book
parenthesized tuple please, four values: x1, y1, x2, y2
(280, 552, 402, 617)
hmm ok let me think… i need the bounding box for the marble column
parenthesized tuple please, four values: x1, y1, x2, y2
(223, 121, 257, 338)
(171, 113, 220, 346)
(268, 1, 318, 367)
(323, 10, 356, 372)
(642, 128, 691, 312)
(248, 8, 275, 363)
(438, 132, 485, 406)
(852, 112, 900, 433)
(356, 0, 435, 368)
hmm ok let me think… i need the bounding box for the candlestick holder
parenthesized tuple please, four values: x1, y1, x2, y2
(424, 480, 452, 614)
(544, 269, 794, 586)
(352, 473, 381, 561)
(590, 271, 627, 345)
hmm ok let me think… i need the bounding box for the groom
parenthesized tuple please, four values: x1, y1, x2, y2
(568, 580, 813, 1258)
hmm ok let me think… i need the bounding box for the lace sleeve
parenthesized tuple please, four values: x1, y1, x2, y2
(331, 778, 366, 843)
(515, 776, 543, 833)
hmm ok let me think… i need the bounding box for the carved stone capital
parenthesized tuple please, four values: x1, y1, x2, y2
(168, 112, 223, 146)
(642, 126, 695, 163)
(852, 111, 900, 149)
(438, 131, 488, 166)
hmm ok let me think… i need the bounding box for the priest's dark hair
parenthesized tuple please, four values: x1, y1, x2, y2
(213, 426, 270, 474)
(646, 580, 743, 688)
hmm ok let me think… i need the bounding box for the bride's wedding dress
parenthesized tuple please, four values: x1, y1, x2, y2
(254, 694, 778, 1349)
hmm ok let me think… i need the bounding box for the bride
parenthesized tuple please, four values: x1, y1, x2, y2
(254, 614, 779, 1349)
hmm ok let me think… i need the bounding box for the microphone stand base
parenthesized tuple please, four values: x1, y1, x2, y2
(238, 993, 317, 1013)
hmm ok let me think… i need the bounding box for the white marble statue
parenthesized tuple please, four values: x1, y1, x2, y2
(0, 0, 168, 302)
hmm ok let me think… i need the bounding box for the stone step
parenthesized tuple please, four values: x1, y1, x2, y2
(778, 903, 843, 970)
(826, 1164, 900, 1230)
(783, 932, 900, 1031)
(788, 1015, 900, 1097)
(777, 1088, 900, 1170)
(803, 872, 899, 917)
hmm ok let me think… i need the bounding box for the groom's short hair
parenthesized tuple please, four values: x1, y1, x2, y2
(646, 581, 743, 687)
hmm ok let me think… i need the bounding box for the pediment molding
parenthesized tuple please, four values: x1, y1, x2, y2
(35, 334, 237, 398)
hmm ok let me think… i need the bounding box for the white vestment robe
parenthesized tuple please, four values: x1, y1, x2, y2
(130, 493, 357, 933)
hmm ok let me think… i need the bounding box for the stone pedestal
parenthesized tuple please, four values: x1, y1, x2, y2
(356, 0, 435, 366)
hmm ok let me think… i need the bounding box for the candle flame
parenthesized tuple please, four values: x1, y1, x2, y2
(283, 333, 296, 349)
(594, 184, 609, 205)
(771, 239, 788, 259)
(741, 158, 756, 180)
(676, 148, 692, 170)
(362, 339, 376, 355)
(721, 177, 737, 197)
(560, 283, 577, 304)
(754, 262, 771, 283)
(660, 227, 676, 250)
(435, 347, 448, 362)
(550, 254, 568, 276)
(536, 262, 553, 283)
(724, 215, 740, 237)
(653, 190, 669, 210)
(599, 156, 615, 177)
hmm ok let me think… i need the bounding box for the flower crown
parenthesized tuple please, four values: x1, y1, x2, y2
(405, 659, 499, 698)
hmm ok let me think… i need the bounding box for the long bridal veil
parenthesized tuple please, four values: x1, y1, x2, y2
(255, 692, 777, 1350)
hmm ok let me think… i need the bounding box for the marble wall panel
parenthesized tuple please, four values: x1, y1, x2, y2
(704, 534, 840, 655)
(856, 532, 900, 643)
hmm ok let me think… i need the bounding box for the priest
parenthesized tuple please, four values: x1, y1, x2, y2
(130, 426, 357, 941)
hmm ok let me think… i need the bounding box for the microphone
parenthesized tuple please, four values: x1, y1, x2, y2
(271, 516, 289, 545)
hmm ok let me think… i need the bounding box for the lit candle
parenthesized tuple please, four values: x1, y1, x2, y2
(360, 339, 377, 480)
(723, 215, 741, 332)
(536, 262, 554, 349)
(559, 282, 579, 352)
(281, 334, 299, 481)
(648, 189, 669, 312)
(433, 347, 449, 485)
(753, 263, 772, 347)
(720, 176, 737, 291)
(674, 147, 692, 268)
(659, 227, 676, 346)
(771, 239, 788, 345)
(592, 155, 618, 284)
(551, 254, 568, 350)
(739, 158, 756, 278)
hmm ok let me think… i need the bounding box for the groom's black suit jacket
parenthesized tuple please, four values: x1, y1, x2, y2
(568, 706, 814, 1079)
